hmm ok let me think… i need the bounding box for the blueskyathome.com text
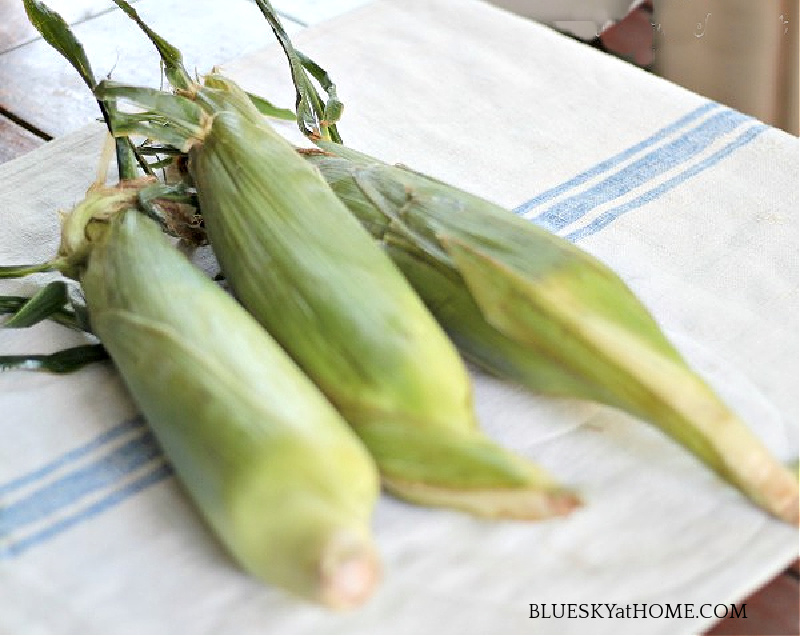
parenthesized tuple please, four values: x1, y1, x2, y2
(529, 603, 746, 620)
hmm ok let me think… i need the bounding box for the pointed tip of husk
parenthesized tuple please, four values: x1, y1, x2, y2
(383, 478, 582, 521)
(318, 530, 381, 610)
(778, 498, 799, 527)
(752, 467, 799, 525)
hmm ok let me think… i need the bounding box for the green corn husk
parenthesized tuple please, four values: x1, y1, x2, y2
(95, 76, 580, 520)
(51, 182, 382, 608)
(2, 281, 71, 328)
(302, 142, 800, 525)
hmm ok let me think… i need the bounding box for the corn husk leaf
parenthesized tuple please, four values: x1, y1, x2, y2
(3, 280, 69, 328)
(108, 0, 192, 91)
(0, 262, 57, 278)
(246, 91, 296, 121)
(251, 0, 342, 141)
(0, 344, 108, 373)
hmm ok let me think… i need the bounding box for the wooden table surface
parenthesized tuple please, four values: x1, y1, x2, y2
(0, 0, 797, 633)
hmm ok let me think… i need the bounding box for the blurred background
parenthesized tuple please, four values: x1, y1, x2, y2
(653, 0, 798, 136)
(490, 0, 799, 135)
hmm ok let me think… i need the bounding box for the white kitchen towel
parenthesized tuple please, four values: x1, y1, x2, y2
(1, 0, 797, 634)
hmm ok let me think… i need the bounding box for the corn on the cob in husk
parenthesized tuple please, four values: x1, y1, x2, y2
(302, 142, 799, 525)
(95, 76, 580, 520)
(48, 181, 382, 608)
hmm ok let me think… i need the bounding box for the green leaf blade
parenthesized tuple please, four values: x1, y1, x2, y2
(0, 262, 56, 278)
(3, 280, 69, 328)
(251, 0, 342, 141)
(109, 0, 192, 90)
(246, 92, 296, 121)
(23, 0, 95, 89)
(0, 344, 108, 374)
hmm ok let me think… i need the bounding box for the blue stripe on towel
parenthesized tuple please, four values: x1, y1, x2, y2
(565, 123, 768, 242)
(0, 415, 145, 497)
(0, 430, 162, 536)
(0, 463, 173, 558)
(530, 108, 751, 232)
(513, 102, 720, 217)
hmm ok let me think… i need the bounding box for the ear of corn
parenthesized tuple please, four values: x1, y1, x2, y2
(304, 142, 799, 525)
(95, 77, 581, 520)
(54, 184, 382, 608)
